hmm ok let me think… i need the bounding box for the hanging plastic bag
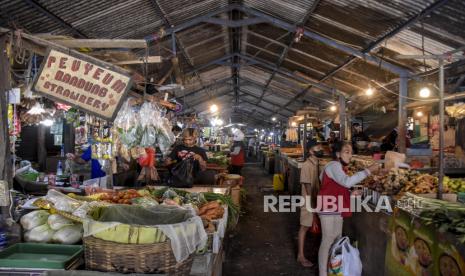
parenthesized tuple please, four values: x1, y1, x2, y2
(140, 126, 157, 147)
(328, 236, 362, 276)
(170, 158, 195, 188)
(309, 213, 321, 234)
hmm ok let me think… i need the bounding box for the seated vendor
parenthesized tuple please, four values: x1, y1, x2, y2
(66, 142, 105, 180)
(165, 128, 208, 177)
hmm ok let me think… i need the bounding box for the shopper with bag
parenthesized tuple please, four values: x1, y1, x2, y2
(297, 139, 323, 267)
(165, 128, 208, 187)
(318, 142, 380, 276)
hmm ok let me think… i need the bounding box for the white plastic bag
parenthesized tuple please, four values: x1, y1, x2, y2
(20, 210, 50, 230)
(25, 224, 56, 243)
(47, 214, 73, 230)
(328, 236, 362, 276)
(52, 224, 83, 244)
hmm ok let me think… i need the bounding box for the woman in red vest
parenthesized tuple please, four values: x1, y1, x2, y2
(230, 129, 246, 175)
(317, 142, 380, 276)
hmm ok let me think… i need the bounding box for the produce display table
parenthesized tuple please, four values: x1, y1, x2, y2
(287, 157, 303, 195)
(344, 203, 465, 276)
(343, 206, 390, 276)
(264, 154, 275, 175)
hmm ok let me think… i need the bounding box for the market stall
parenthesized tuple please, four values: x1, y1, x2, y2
(0, 27, 247, 276)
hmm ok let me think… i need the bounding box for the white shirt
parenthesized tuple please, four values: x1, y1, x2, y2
(320, 161, 370, 188)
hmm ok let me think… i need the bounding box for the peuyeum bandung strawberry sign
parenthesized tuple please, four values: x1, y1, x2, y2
(33, 49, 132, 120)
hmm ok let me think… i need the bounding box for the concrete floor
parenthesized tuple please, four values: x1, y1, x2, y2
(223, 164, 319, 276)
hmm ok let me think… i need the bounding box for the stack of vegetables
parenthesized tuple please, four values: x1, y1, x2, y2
(207, 152, 229, 167)
(398, 193, 465, 243)
(360, 168, 450, 195)
(20, 210, 83, 244)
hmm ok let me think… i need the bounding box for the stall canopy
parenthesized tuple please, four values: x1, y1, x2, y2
(1, 0, 465, 127)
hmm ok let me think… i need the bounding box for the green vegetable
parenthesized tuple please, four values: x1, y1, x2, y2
(19, 171, 39, 182)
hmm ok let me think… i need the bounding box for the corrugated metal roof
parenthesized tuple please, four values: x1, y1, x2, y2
(2, 0, 465, 122)
(244, 0, 317, 24)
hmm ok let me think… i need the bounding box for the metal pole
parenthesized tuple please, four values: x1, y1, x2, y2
(303, 116, 308, 159)
(339, 95, 346, 141)
(438, 59, 445, 200)
(171, 32, 176, 56)
(398, 75, 408, 153)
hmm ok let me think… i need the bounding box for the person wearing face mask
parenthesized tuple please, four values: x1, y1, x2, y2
(317, 142, 380, 276)
(297, 139, 323, 267)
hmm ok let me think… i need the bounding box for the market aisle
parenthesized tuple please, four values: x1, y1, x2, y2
(224, 164, 319, 276)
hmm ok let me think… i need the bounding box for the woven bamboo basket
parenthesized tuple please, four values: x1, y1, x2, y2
(84, 236, 193, 275)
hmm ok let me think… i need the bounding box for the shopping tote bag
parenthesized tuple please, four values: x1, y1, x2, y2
(328, 236, 362, 276)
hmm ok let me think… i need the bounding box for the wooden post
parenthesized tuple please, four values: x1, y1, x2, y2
(0, 35, 12, 188)
(37, 125, 47, 172)
(63, 121, 75, 155)
(398, 75, 408, 153)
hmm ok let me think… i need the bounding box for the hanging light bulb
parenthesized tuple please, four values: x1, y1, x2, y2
(365, 87, 374, 96)
(27, 102, 46, 115)
(330, 105, 337, 112)
(271, 117, 277, 121)
(210, 104, 218, 113)
(217, 119, 223, 126)
(416, 111, 424, 117)
(419, 87, 431, 98)
(40, 119, 54, 126)
(291, 121, 297, 127)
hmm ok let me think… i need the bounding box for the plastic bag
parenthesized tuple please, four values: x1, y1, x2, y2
(328, 236, 362, 276)
(47, 214, 74, 230)
(25, 224, 55, 243)
(45, 189, 82, 212)
(310, 213, 321, 234)
(170, 158, 194, 188)
(140, 126, 157, 147)
(20, 210, 50, 230)
(52, 224, 83, 244)
(114, 99, 139, 131)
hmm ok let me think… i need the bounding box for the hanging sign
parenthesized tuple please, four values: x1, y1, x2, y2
(32, 49, 132, 120)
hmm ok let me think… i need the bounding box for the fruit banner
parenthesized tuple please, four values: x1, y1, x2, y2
(385, 208, 465, 276)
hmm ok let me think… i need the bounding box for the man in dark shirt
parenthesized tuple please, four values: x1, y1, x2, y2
(165, 128, 207, 177)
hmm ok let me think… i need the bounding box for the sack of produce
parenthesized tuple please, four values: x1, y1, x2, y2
(169, 158, 194, 188)
(20, 210, 50, 230)
(25, 224, 56, 243)
(48, 214, 74, 230)
(52, 224, 83, 244)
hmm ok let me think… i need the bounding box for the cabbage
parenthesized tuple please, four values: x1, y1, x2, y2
(20, 210, 50, 230)
(52, 225, 83, 244)
(47, 214, 73, 230)
(25, 224, 55, 243)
